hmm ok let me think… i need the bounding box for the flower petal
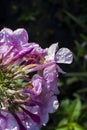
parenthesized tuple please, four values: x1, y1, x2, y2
(47, 96, 59, 113)
(0, 112, 7, 130)
(12, 113, 26, 130)
(13, 29, 28, 44)
(20, 106, 40, 124)
(0, 28, 13, 44)
(45, 43, 58, 61)
(56, 48, 73, 64)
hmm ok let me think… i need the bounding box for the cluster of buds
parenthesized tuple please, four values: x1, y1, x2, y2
(0, 28, 73, 130)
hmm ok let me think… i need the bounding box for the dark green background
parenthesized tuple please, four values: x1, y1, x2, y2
(1, 0, 87, 47)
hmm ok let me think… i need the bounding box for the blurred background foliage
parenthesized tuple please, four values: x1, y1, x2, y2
(0, 0, 87, 130)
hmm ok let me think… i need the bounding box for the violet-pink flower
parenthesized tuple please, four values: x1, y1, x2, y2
(0, 28, 73, 130)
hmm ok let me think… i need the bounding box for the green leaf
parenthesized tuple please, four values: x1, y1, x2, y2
(66, 77, 78, 85)
(58, 118, 68, 127)
(75, 41, 85, 56)
(61, 99, 70, 113)
(65, 11, 86, 29)
(56, 122, 85, 130)
(56, 125, 68, 130)
(68, 98, 81, 122)
(68, 122, 85, 130)
(80, 34, 87, 42)
(66, 72, 87, 77)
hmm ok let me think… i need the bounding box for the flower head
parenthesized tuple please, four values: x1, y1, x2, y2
(0, 28, 73, 130)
